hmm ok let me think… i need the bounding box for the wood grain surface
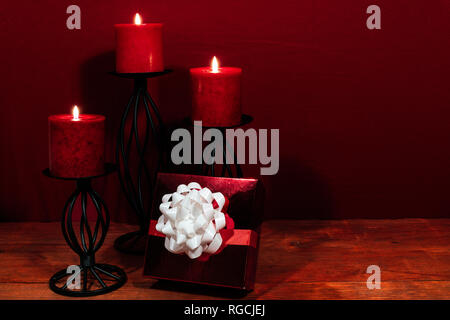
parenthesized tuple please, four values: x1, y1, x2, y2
(0, 219, 449, 299)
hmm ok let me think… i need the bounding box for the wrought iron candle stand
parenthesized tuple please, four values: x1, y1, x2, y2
(42, 163, 127, 297)
(197, 114, 253, 178)
(110, 70, 171, 254)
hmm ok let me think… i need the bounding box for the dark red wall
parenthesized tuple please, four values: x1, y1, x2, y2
(1, 1, 450, 221)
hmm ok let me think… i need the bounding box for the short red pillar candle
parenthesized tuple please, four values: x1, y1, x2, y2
(48, 106, 105, 178)
(190, 57, 242, 127)
(115, 13, 164, 73)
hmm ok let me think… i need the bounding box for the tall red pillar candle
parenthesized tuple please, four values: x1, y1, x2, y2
(190, 57, 242, 127)
(48, 106, 105, 178)
(115, 13, 164, 73)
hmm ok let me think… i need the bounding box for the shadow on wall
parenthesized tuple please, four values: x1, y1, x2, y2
(157, 65, 191, 126)
(153, 65, 193, 174)
(263, 158, 334, 220)
(80, 50, 130, 151)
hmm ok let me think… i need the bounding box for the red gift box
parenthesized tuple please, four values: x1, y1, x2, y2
(143, 173, 264, 290)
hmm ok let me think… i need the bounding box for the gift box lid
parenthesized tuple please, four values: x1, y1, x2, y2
(143, 173, 265, 290)
(150, 173, 264, 230)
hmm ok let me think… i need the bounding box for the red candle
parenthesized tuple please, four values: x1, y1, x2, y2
(48, 106, 105, 178)
(115, 13, 164, 73)
(190, 57, 242, 127)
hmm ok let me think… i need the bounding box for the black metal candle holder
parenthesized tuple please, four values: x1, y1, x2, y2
(110, 70, 171, 254)
(193, 114, 253, 178)
(43, 163, 127, 297)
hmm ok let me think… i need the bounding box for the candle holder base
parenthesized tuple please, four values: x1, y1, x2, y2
(110, 70, 172, 255)
(113, 230, 147, 255)
(43, 164, 127, 297)
(49, 264, 127, 297)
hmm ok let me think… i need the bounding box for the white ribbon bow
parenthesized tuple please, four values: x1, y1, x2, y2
(155, 182, 227, 259)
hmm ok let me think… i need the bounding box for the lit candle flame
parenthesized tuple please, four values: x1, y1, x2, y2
(73, 105, 79, 120)
(134, 13, 142, 25)
(211, 56, 219, 73)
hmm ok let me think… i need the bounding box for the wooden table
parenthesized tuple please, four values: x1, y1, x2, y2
(0, 219, 449, 299)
